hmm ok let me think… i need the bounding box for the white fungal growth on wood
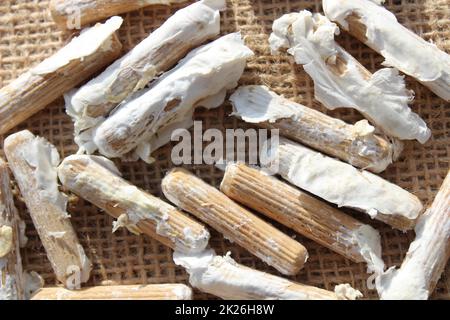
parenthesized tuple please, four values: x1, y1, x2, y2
(220, 162, 386, 276)
(273, 138, 423, 231)
(269, 10, 431, 143)
(0, 156, 29, 300)
(174, 250, 363, 300)
(50, 0, 190, 29)
(0, 16, 122, 135)
(78, 32, 253, 163)
(57, 155, 210, 253)
(66, 0, 224, 140)
(34, 16, 123, 75)
(323, 0, 450, 101)
(230, 85, 401, 173)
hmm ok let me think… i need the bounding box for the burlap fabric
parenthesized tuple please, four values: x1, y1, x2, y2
(0, 0, 448, 299)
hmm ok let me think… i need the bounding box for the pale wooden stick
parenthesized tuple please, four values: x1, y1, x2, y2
(58, 155, 210, 253)
(221, 163, 385, 274)
(377, 170, 450, 300)
(230, 85, 401, 173)
(275, 138, 423, 231)
(31, 283, 192, 300)
(67, 0, 223, 141)
(0, 17, 123, 135)
(87, 33, 253, 163)
(4, 131, 92, 288)
(269, 11, 431, 143)
(162, 168, 308, 276)
(323, 0, 450, 101)
(0, 157, 25, 300)
(174, 250, 362, 300)
(50, 0, 189, 29)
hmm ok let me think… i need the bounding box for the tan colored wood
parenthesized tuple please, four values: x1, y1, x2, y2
(31, 284, 192, 300)
(220, 163, 384, 266)
(174, 250, 362, 300)
(378, 170, 450, 300)
(0, 17, 122, 135)
(58, 155, 210, 253)
(89, 33, 253, 163)
(323, 0, 450, 101)
(269, 11, 431, 143)
(50, 0, 189, 29)
(0, 157, 25, 300)
(162, 168, 308, 276)
(67, 0, 222, 137)
(276, 138, 423, 231)
(230, 85, 399, 173)
(4, 131, 92, 288)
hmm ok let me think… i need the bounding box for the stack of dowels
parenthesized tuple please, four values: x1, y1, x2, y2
(0, 0, 448, 301)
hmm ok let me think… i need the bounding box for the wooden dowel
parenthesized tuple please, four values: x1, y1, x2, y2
(220, 163, 385, 274)
(58, 155, 210, 253)
(4, 131, 92, 288)
(378, 170, 450, 300)
(50, 0, 190, 29)
(0, 17, 123, 135)
(32, 284, 193, 300)
(0, 157, 25, 300)
(162, 168, 308, 276)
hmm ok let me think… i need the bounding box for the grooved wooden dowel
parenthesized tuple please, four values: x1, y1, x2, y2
(220, 163, 384, 270)
(58, 155, 210, 253)
(378, 170, 450, 300)
(0, 157, 25, 300)
(4, 131, 92, 288)
(230, 85, 399, 173)
(162, 168, 308, 276)
(50, 0, 189, 29)
(0, 17, 123, 135)
(31, 284, 193, 300)
(275, 138, 423, 231)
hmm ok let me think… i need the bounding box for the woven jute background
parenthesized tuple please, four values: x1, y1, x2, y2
(0, 0, 449, 299)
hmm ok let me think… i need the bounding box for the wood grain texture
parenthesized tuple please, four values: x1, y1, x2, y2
(162, 168, 308, 276)
(58, 155, 210, 253)
(31, 283, 193, 300)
